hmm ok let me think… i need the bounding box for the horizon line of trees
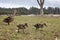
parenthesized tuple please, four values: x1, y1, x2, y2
(0, 7, 60, 15)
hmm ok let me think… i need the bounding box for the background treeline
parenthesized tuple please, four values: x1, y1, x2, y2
(0, 7, 60, 15)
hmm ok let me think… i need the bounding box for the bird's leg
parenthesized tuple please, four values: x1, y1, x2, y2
(36, 28, 39, 30)
(18, 28, 20, 33)
(8, 22, 10, 25)
(36, 28, 38, 30)
(35, 28, 39, 32)
(23, 29, 25, 33)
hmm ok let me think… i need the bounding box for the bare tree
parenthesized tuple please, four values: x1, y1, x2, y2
(37, 0, 44, 15)
(12, 9, 17, 17)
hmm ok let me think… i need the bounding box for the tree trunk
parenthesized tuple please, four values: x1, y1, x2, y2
(37, 0, 44, 16)
(40, 5, 44, 16)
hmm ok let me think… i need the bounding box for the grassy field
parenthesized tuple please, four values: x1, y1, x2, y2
(0, 16, 60, 40)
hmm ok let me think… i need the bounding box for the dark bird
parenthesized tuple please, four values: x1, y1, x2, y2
(33, 23, 47, 30)
(3, 16, 14, 25)
(17, 23, 28, 33)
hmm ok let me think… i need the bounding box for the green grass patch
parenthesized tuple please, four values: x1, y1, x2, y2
(0, 16, 60, 40)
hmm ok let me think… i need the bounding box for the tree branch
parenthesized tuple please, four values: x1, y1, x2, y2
(37, 0, 44, 6)
(37, 0, 41, 6)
